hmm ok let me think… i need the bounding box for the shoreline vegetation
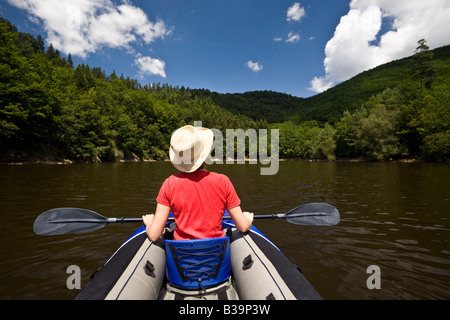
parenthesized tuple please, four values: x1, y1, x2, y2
(1, 17, 449, 165)
(1, 155, 433, 166)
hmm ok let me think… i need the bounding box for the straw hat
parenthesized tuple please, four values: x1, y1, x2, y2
(169, 125, 214, 173)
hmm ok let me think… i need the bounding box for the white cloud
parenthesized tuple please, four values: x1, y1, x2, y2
(273, 37, 282, 42)
(309, 0, 450, 93)
(287, 3, 306, 22)
(135, 54, 166, 78)
(247, 60, 263, 73)
(286, 31, 300, 43)
(309, 76, 334, 93)
(7, 0, 172, 61)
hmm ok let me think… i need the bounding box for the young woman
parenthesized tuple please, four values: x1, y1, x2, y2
(142, 125, 253, 241)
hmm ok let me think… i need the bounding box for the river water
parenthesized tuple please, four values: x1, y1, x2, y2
(0, 161, 449, 300)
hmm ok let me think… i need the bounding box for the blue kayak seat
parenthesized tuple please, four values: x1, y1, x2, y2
(164, 236, 230, 290)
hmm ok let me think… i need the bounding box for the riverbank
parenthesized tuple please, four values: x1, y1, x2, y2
(1, 155, 436, 165)
(0, 158, 159, 165)
(0, 151, 160, 165)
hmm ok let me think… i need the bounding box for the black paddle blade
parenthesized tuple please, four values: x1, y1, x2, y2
(284, 203, 340, 226)
(33, 208, 109, 236)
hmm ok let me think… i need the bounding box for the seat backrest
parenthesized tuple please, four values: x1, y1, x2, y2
(164, 236, 230, 290)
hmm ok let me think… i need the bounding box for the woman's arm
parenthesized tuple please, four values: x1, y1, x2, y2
(142, 203, 171, 242)
(227, 206, 253, 233)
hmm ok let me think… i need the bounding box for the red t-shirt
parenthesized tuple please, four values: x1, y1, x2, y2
(156, 170, 241, 240)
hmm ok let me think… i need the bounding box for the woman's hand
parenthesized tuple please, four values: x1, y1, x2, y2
(228, 206, 253, 233)
(142, 214, 155, 227)
(144, 204, 171, 242)
(243, 211, 254, 224)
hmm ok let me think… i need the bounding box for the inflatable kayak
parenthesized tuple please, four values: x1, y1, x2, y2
(75, 219, 322, 300)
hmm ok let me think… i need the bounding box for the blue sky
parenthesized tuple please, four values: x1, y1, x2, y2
(1, 0, 449, 98)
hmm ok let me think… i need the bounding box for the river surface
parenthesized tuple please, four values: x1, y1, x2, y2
(0, 161, 449, 300)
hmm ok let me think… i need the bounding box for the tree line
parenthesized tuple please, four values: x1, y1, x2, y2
(1, 16, 449, 163)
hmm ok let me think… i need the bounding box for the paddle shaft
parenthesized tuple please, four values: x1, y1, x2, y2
(118, 214, 283, 223)
(51, 215, 278, 224)
(47, 212, 330, 224)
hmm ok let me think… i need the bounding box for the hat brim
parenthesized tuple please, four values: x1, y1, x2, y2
(169, 127, 214, 173)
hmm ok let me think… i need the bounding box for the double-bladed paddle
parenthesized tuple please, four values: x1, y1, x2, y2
(33, 202, 340, 236)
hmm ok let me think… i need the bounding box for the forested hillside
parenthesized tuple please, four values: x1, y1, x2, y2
(1, 16, 449, 162)
(0, 17, 266, 163)
(193, 44, 449, 126)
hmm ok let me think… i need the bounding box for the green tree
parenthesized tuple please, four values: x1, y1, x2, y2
(335, 108, 368, 157)
(35, 34, 45, 52)
(411, 39, 439, 91)
(309, 124, 337, 160)
(335, 88, 406, 160)
(421, 131, 450, 161)
(406, 88, 450, 160)
(73, 64, 95, 90)
(67, 53, 73, 68)
(0, 18, 59, 154)
(354, 104, 403, 160)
